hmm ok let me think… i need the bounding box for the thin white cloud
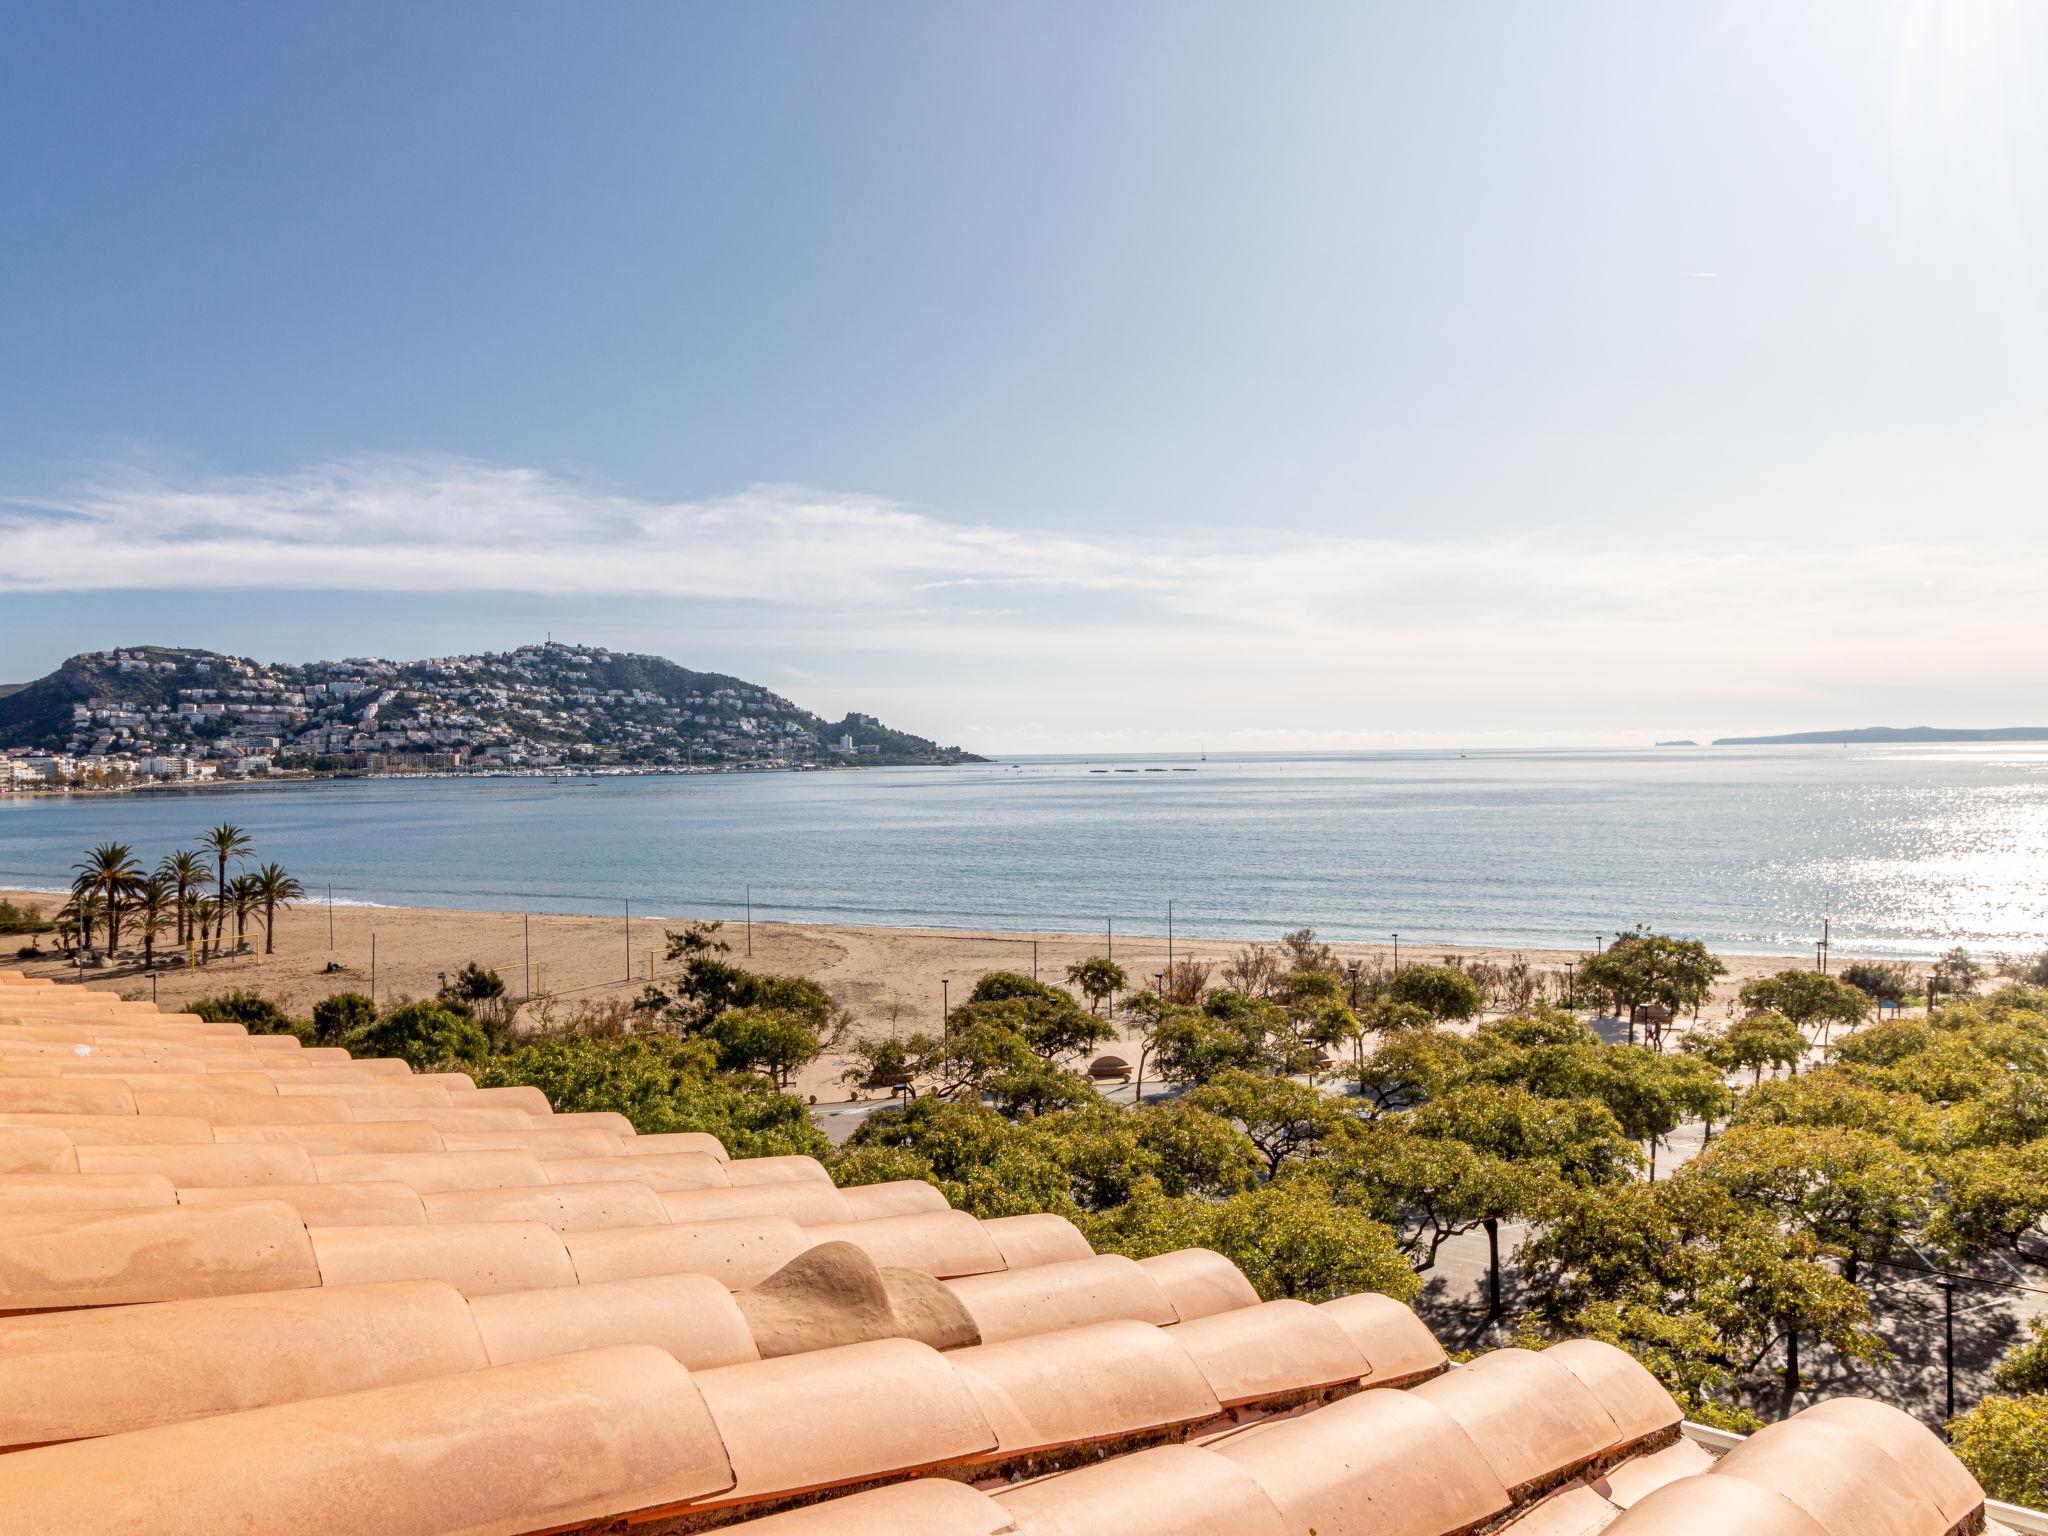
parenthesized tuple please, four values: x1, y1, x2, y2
(4, 454, 2044, 748)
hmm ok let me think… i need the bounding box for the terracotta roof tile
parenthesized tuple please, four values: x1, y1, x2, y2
(1409, 1347, 1626, 1496)
(308, 1221, 577, 1295)
(802, 1210, 1009, 1278)
(1316, 1290, 1452, 1384)
(947, 1319, 1222, 1458)
(468, 1272, 758, 1370)
(980, 1212, 1096, 1269)
(726, 1153, 834, 1186)
(1136, 1248, 1261, 1320)
(617, 1129, 729, 1159)
(211, 1120, 447, 1154)
(544, 1150, 733, 1190)
(0, 1278, 487, 1448)
(659, 1181, 855, 1226)
(421, 1179, 671, 1231)
(0, 1200, 319, 1311)
(839, 1178, 953, 1219)
(1601, 1473, 1832, 1536)
(1712, 1410, 1961, 1536)
(945, 1254, 1179, 1343)
(0, 1343, 734, 1536)
(0, 1170, 177, 1213)
(692, 1337, 997, 1505)
(1167, 1299, 1373, 1407)
(1210, 1386, 1512, 1536)
(564, 1216, 813, 1288)
(312, 1149, 549, 1192)
(77, 1141, 317, 1188)
(0, 1110, 214, 1145)
(997, 1443, 1291, 1536)
(714, 1475, 1014, 1533)
(0, 1125, 78, 1174)
(1541, 1338, 1684, 1448)
(180, 1180, 430, 1225)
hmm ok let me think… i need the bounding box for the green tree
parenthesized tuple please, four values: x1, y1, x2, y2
(1838, 959, 1913, 1004)
(1387, 963, 1484, 1022)
(1694, 1122, 1929, 1282)
(1738, 970, 1871, 1048)
(1686, 1011, 1808, 1085)
(156, 849, 209, 949)
(704, 1005, 820, 1090)
(189, 988, 304, 1038)
(249, 862, 304, 955)
(1186, 1067, 1346, 1175)
(1578, 931, 1727, 1030)
(1993, 1317, 2048, 1395)
(1924, 1144, 2048, 1256)
(1063, 956, 1127, 1016)
(199, 823, 253, 959)
(131, 874, 172, 969)
(72, 841, 142, 954)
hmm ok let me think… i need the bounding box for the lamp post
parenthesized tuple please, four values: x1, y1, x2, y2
(1347, 960, 1361, 1011)
(1391, 933, 1400, 974)
(1938, 1277, 1957, 1426)
(941, 978, 950, 1034)
(1565, 961, 1576, 1010)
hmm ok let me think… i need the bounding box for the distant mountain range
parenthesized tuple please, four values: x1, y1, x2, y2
(0, 643, 980, 770)
(1712, 726, 2048, 746)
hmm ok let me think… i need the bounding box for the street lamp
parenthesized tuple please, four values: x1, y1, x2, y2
(1346, 960, 1362, 1011)
(1938, 1277, 1957, 1426)
(941, 978, 950, 1034)
(1391, 933, 1400, 974)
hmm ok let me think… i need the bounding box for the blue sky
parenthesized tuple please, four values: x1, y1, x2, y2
(3, 3, 2045, 749)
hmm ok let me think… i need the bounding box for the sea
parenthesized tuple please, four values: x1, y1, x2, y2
(4, 746, 2046, 960)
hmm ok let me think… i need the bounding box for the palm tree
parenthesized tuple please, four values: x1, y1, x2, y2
(189, 897, 218, 961)
(133, 874, 172, 968)
(250, 862, 305, 955)
(57, 890, 105, 955)
(226, 874, 261, 953)
(200, 824, 253, 958)
(72, 842, 143, 954)
(157, 850, 210, 947)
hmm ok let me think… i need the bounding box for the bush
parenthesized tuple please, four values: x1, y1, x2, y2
(187, 989, 307, 1039)
(1994, 1317, 2048, 1395)
(1838, 960, 1913, 1002)
(479, 1033, 828, 1159)
(0, 898, 54, 934)
(310, 991, 376, 1046)
(1949, 1394, 2048, 1507)
(354, 1001, 491, 1072)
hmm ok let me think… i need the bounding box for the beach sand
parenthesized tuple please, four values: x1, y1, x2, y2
(0, 888, 1830, 1098)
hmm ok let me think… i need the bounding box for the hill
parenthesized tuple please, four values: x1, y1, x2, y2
(1712, 725, 2048, 746)
(0, 643, 980, 771)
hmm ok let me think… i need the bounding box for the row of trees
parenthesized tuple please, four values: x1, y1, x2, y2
(60, 825, 302, 965)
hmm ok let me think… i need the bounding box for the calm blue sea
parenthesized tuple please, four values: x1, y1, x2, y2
(4, 746, 2047, 959)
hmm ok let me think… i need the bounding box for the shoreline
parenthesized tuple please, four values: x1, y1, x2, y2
(2, 886, 1844, 1098)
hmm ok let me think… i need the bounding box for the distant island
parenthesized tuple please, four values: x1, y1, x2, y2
(1655, 739, 1698, 747)
(0, 642, 981, 789)
(1713, 725, 2048, 746)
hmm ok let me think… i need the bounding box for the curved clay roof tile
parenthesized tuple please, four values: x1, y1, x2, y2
(1316, 1291, 1452, 1385)
(838, 1179, 952, 1220)
(544, 1150, 734, 1191)
(0, 1111, 214, 1146)
(801, 1211, 1008, 1279)
(691, 1337, 997, 1507)
(1210, 1385, 1512, 1536)
(78, 1142, 316, 1188)
(1592, 1437, 1715, 1508)
(618, 1129, 730, 1160)
(1136, 1249, 1261, 1321)
(353, 1104, 535, 1130)
(996, 1442, 1291, 1536)
(179, 1180, 429, 1226)
(211, 1121, 446, 1154)
(1409, 1347, 1625, 1497)
(1167, 1298, 1373, 1407)
(564, 1216, 813, 1289)
(0, 1171, 176, 1213)
(725, 1154, 834, 1186)
(944, 1254, 1178, 1344)
(0, 1201, 319, 1311)
(1794, 1397, 1984, 1528)
(946, 1318, 1222, 1457)
(1541, 1338, 1684, 1447)
(1496, 1481, 1622, 1534)
(660, 1182, 855, 1227)
(466, 1084, 554, 1115)
(440, 1127, 626, 1158)
(0, 1079, 136, 1115)
(0, 1278, 487, 1450)
(421, 1180, 671, 1232)
(469, 1272, 758, 1371)
(0, 1126, 78, 1174)
(545, 1110, 637, 1137)
(308, 1221, 576, 1296)
(277, 1082, 454, 1108)
(1710, 1413, 1954, 1536)
(0, 1344, 735, 1536)
(712, 1477, 1014, 1534)
(133, 1091, 354, 1124)
(979, 1213, 1095, 1270)
(312, 1149, 549, 1193)
(1601, 1473, 1832, 1536)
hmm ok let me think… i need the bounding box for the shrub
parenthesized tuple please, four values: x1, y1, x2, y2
(310, 991, 376, 1046)
(479, 1033, 828, 1159)
(1949, 1394, 2048, 1507)
(0, 898, 54, 934)
(1388, 963, 1485, 1022)
(187, 989, 307, 1039)
(354, 1001, 491, 1072)
(1838, 960, 1913, 1002)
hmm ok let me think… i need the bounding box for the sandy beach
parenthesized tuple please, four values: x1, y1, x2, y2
(2, 886, 1834, 1097)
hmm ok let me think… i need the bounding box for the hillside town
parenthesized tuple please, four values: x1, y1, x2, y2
(0, 642, 977, 790)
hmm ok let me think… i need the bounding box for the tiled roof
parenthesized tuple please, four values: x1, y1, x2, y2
(0, 970, 1994, 1535)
